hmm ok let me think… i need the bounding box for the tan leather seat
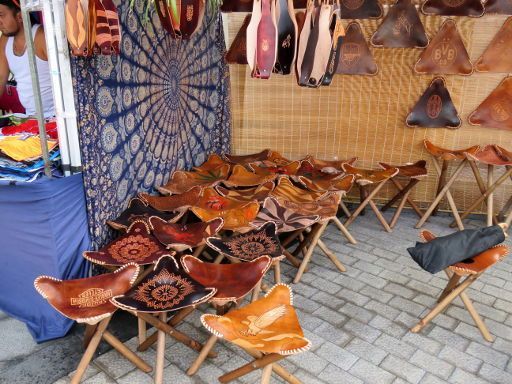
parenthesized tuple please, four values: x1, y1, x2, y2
(271, 177, 327, 203)
(298, 173, 354, 193)
(158, 164, 230, 195)
(250, 160, 302, 176)
(465, 144, 512, 166)
(342, 163, 399, 185)
(201, 284, 310, 355)
(379, 160, 428, 179)
(223, 164, 276, 187)
(192, 154, 231, 174)
(423, 139, 480, 161)
(223, 149, 272, 165)
(215, 181, 274, 202)
(139, 186, 202, 212)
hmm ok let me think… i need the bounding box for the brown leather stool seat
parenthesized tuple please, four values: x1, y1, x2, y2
(106, 198, 183, 231)
(207, 222, 284, 284)
(191, 188, 260, 232)
(139, 186, 202, 212)
(416, 140, 481, 230)
(461, 145, 512, 228)
(378, 160, 428, 229)
(149, 216, 224, 253)
(342, 164, 399, 232)
(223, 164, 276, 187)
(411, 230, 508, 342)
(158, 164, 230, 195)
(34, 264, 152, 384)
(182, 255, 273, 376)
(215, 181, 275, 202)
(192, 153, 231, 174)
(111, 255, 216, 384)
(301, 155, 357, 174)
(84, 221, 167, 266)
(271, 177, 328, 203)
(223, 149, 273, 165)
(249, 160, 302, 177)
(201, 284, 311, 383)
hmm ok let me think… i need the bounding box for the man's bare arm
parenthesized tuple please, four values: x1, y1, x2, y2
(0, 37, 10, 97)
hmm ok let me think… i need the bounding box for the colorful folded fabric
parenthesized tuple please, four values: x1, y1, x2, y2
(0, 135, 58, 162)
(0, 120, 58, 139)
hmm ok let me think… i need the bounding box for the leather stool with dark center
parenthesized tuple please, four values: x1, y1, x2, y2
(378, 160, 428, 229)
(111, 255, 217, 384)
(201, 284, 311, 384)
(34, 264, 152, 384)
(411, 230, 508, 342)
(207, 222, 285, 285)
(416, 140, 480, 230)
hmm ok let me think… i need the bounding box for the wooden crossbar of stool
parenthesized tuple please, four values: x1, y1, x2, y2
(342, 164, 399, 232)
(379, 160, 427, 229)
(219, 353, 285, 383)
(410, 230, 508, 342)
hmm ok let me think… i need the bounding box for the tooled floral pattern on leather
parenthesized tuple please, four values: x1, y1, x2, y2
(108, 235, 161, 263)
(227, 232, 280, 260)
(133, 269, 195, 310)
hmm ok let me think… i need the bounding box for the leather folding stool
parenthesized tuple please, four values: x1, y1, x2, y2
(378, 160, 428, 229)
(111, 255, 217, 384)
(411, 230, 508, 342)
(201, 284, 311, 384)
(181, 255, 273, 375)
(459, 145, 512, 228)
(342, 164, 399, 232)
(416, 140, 480, 230)
(34, 264, 152, 384)
(207, 222, 286, 286)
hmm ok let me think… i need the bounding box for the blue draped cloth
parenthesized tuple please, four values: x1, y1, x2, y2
(71, 5, 231, 248)
(0, 174, 90, 342)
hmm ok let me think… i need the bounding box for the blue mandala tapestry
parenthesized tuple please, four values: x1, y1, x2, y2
(72, 2, 231, 248)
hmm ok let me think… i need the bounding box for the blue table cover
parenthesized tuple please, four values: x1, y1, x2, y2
(0, 173, 90, 342)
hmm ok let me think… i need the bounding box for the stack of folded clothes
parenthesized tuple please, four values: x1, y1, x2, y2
(0, 117, 62, 182)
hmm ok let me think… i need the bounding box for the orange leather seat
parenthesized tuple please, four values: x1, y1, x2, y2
(423, 139, 480, 161)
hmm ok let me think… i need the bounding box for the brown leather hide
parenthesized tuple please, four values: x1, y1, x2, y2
(421, 0, 484, 17)
(255, 0, 278, 79)
(139, 186, 201, 212)
(485, 0, 512, 14)
(475, 17, 512, 73)
(34, 264, 139, 323)
(379, 160, 428, 179)
(227, 14, 249, 64)
(341, 164, 399, 185)
(338, 0, 383, 19)
(181, 255, 272, 303)
(469, 77, 512, 131)
(201, 284, 311, 355)
(414, 19, 473, 75)
(465, 144, 512, 166)
(406, 77, 461, 129)
(371, 0, 428, 48)
(336, 21, 378, 75)
(423, 139, 480, 161)
(224, 149, 272, 165)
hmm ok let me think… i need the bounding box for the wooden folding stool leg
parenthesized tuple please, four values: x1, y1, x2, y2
(487, 165, 494, 227)
(293, 222, 327, 284)
(187, 335, 219, 376)
(416, 159, 466, 229)
(154, 313, 167, 384)
(388, 182, 416, 229)
(137, 307, 195, 352)
(331, 217, 357, 244)
(344, 181, 388, 229)
(219, 353, 285, 383)
(382, 178, 423, 218)
(71, 318, 111, 384)
(411, 273, 477, 335)
(317, 238, 346, 272)
(102, 330, 152, 374)
(432, 160, 448, 216)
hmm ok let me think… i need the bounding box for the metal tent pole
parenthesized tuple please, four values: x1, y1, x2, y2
(20, 0, 52, 177)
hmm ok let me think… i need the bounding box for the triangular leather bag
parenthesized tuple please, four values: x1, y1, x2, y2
(338, 0, 383, 19)
(406, 77, 461, 129)
(475, 17, 512, 73)
(227, 15, 251, 64)
(371, 0, 428, 48)
(336, 21, 378, 75)
(414, 19, 473, 75)
(469, 76, 512, 131)
(485, 0, 512, 14)
(421, 0, 484, 17)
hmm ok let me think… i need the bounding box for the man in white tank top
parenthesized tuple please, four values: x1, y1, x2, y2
(0, 0, 55, 117)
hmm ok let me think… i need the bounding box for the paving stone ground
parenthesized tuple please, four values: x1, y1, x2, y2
(1, 210, 512, 384)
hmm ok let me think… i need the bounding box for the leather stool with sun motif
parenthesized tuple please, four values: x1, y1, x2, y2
(201, 284, 311, 384)
(34, 264, 151, 384)
(111, 255, 216, 384)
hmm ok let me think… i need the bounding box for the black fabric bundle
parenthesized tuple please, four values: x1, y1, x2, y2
(408, 225, 506, 274)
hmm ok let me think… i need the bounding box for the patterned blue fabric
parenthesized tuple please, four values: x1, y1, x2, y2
(72, 3, 231, 248)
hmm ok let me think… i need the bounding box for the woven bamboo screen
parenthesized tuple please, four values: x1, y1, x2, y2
(225, 5, 512, 213)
